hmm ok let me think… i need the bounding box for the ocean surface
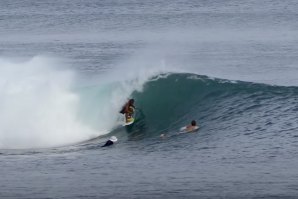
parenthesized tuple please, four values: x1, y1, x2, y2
(1, 0, 298, 198)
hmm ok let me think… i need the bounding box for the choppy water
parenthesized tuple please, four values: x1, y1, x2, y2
(1, 0, 298, 198)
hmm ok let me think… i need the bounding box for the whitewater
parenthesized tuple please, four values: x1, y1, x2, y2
(1, 0, 298, 198)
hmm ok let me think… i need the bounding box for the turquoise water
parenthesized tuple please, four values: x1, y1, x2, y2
(1, 0, 298, 198)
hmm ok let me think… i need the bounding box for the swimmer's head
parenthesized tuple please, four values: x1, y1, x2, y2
(191, 120, 196, 126)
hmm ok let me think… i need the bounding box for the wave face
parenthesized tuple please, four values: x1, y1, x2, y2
(125, 73, 298, 139)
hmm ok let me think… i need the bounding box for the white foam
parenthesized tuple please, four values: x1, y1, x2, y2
(0, 56, 99, 149)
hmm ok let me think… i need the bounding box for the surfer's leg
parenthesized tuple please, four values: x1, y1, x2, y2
(125, 113, 129, 122)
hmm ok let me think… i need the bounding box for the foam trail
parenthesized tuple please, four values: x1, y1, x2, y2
(0, 56, 98, 149)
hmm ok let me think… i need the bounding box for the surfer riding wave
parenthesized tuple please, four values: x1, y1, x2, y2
(120, 99, 135, 123)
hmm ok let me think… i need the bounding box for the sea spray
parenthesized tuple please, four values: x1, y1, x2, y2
(0, 56, 98, 149)
(0, 54, 171, 149)
(74, 53, 172, 134)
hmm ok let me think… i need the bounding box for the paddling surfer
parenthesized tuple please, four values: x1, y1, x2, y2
(185, 120, 198, 132)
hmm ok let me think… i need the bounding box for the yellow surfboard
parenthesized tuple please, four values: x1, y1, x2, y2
(123, 117, 134, 126)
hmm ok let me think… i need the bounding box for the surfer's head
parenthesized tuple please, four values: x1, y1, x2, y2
(191, 120, 196, 126)
(129, 99, 134, 105)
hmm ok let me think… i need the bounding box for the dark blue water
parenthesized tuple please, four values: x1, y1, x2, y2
(1, 0, 298, 198)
